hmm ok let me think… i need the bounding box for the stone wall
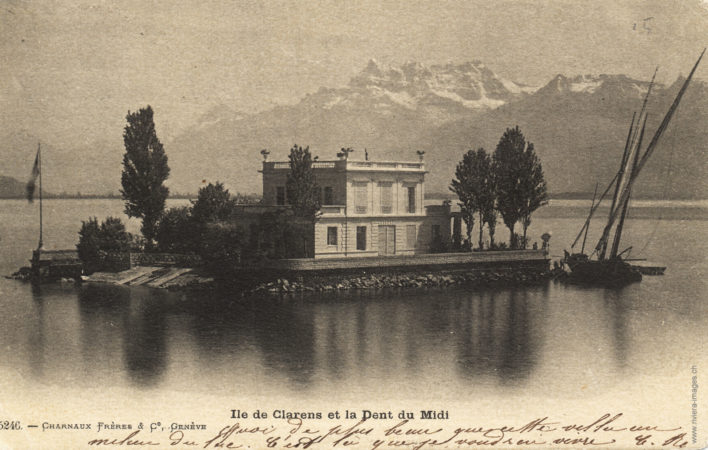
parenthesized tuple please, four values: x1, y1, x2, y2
(265, 249, 549, 272)
(100, 252, 132, 272)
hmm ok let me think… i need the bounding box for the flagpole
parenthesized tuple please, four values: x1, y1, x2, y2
(38, 142, 43, 250)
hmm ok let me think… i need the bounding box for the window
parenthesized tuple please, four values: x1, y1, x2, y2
(356, 226, 367, 250)
(407, 186, 416, 213)
(406, 225, 417, 249)
(354, 182, 367, 214)
(276, 186, 285, 205)
(380, 182, 393, 214)
(324, 186, 334, 205)
(327, 226, 338, 246)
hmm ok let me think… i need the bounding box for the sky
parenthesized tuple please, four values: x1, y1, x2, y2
(2, 0, 708, 148)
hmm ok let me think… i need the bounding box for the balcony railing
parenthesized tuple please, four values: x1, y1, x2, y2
(320, 205, 346, 216)
(345, 161, 424, 171)
(313, 161, 337, 168)
(263, 160, 425, 172)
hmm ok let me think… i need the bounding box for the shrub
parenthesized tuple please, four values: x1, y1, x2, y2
(155, 206, 197, 253)
(198, 222, 246, 276)
(252, 209, 313, 259)
(99, 217, 132, 252)
(191, 182, 236, 224)
(77, 216, 132, 273)
(489, 241, 508, 251)
(77, 218, 101, 273)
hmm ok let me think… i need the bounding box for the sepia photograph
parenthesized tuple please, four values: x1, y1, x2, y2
(0, 1, 706, 448)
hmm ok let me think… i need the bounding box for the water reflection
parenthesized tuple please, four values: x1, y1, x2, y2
(188, 297, 253, 359)
(77, 284, 129, 381)
(123, 289, 169, 387)
(28, 283, 46, 378)
(602, 288, 630, 369)
(253, 298, 316, 385)
(454, 289, 539, 384)
(27, 283, 548, 391)
(76, 285, 168, 387)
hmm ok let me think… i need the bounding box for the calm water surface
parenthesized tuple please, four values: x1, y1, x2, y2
(0, 199, 706, 405)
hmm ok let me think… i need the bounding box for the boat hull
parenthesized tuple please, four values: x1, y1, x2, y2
(565, 255, 642, 285)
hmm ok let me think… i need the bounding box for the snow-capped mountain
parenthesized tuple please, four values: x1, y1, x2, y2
(303, 59, 534, 119)
(163, 60, 706, 198)
(537, 74, 653, 97)
(422, 73, 708, 198)
(4, 59, 706, 198)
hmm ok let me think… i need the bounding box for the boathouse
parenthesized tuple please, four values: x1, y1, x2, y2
(259, 152, 451, 259)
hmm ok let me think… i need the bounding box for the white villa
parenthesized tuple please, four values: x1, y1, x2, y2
(259, 152, 451, 259)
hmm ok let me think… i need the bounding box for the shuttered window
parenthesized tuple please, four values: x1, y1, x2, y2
(380, 182, 393, 214)
(356, 226, 367, 250)
(407, 186, 416, 213)
(354, 182, 367, 214)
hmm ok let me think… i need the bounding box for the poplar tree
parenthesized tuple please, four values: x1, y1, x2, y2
(120, 105, 170, 249)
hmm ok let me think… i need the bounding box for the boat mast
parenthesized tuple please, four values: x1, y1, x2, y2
(596, 49, 704, 254)
(38, 142, 43, 250)
(598, 113, 636, 259)
(580, 182, 598, 254)
(570, 171, 619, 250)
(600, 69, 657, 260)
(610, 116, 646, 259)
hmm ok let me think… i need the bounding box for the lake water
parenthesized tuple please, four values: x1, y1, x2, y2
(0, 199, 706, 442)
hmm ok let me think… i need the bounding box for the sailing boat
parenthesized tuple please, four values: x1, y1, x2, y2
(563, 49, 705, 285)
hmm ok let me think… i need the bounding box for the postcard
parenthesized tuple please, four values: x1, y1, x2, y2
(0, 1, 706, 449)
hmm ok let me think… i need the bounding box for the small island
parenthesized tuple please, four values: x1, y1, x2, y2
(20, 107, 553, 294)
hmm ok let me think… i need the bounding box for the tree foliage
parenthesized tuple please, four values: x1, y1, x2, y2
(493, 126, 528, 248)
(199, 222, 246, 276)
(450, 151, 477, 247)
(155, 206, 197, 253)
(153, 183, 257, 274)
(483, 204, 498, 247)
(120, 105, 170, 249)
(450, 148, 496, 249)
(191, 182, 236, 224)
(492, 126, 548, 249)
(519, 145, 549, 245)
(77, 216, 132, 273)
(286, 145, 321, 222)
(77, 217, 101, 271)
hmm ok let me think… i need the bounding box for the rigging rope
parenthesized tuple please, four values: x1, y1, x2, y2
(634, 118, 678, 257)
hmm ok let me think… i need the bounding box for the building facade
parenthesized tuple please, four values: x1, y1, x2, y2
(260, 155, 450, 259)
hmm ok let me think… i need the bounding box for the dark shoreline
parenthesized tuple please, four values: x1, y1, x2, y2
(10, 263, 554, 296)
(239, 268, 553, 296)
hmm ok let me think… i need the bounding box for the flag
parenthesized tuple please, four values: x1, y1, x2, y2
(26, 148, 40, 202)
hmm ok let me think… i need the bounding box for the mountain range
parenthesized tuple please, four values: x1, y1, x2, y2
(2, 59, 706, 198)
